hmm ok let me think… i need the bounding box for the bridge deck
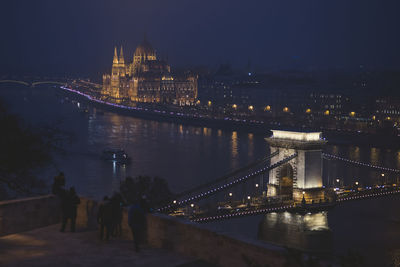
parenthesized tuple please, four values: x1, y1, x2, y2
(0, 224, 201, 267)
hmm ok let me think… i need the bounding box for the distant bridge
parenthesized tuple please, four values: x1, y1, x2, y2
(0, 80, 65, 87)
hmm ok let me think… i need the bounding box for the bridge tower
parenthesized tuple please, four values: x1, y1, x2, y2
(266, 130, 327, 203)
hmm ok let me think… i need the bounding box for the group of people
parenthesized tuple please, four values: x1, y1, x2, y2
(52, 172, 149, 252)
(97, 193, 148, 251)
(97, 193, 124, 241)
(52, 172, 81, 232)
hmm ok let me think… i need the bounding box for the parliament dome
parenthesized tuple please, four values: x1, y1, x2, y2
(134, 38, 155, 57)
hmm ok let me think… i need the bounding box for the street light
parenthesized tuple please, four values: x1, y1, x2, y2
(381, 173, 385, 177)
(173, 200, 177, 204)
(247, 196, 251, 200)
(232, 104, 237, 109)
(190, 203, 194, 208)
(255, 183, 259, 188)
(336, 179, 340, 183)
(355, 181, 359, 185)
(229, 192, 233, 197)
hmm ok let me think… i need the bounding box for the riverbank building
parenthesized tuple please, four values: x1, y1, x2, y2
(102, 37, 198, 105)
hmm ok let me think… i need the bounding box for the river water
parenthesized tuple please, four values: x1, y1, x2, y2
(1, 85, 400, 266)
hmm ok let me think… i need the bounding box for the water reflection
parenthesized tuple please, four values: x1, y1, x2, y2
(370, 147, 380, 165)
(248, 133, 254, 158)
(231, 131, 238, 157)
(349, 146, 360, 161)
(258, 211, 332, 252)
(331, 145, 338, 155)
(397, 152, 400, 169)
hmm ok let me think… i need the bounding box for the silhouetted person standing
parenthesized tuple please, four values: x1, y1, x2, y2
(111, 193, 124, 237)
(128, 197, 148, 252)
(97, 196, 113, 241)
(60, 187, 80, 232)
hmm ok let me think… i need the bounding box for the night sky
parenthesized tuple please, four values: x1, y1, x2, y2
(1, 0, 399, 76)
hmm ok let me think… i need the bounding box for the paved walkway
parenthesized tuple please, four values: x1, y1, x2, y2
(0, 225, 198, 267)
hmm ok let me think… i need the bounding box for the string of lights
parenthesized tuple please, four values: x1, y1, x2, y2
(157, 153, 298, 212)
(60, 86, 268, 125)
(322, 153, 400, 173)
(192, 188, 400, 223)
(174, 150, 279, 200)
(337, 188, 400, 202)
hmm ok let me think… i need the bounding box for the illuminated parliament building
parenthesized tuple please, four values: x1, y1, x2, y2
(102, 38, 198, 105)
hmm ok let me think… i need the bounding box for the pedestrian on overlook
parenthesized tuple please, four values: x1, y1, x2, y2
(111, 193, 124, 237)
(97, 196, 113, 241)
(60, 187, 80, 232)
(128, 196, 148, 252)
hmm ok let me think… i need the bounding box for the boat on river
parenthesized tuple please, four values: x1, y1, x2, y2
(101, 148, 130, 164)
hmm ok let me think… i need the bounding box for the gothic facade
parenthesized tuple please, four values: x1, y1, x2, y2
(102, 38, 198, 105)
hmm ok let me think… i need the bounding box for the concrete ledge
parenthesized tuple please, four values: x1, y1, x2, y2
(0, 195, 60, 236)
(145, 213, 287, 267)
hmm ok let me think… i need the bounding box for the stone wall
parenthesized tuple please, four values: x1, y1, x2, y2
(145, 213, 287, 267)
(0, 195, 61, 236)
(1, 195, 290, 267)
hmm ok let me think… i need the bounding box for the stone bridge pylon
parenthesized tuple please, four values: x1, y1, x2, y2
(266, 130, 327, 203)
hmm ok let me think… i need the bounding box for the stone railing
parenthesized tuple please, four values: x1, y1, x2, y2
(0, 195, 60, 236)
(0, 195, 288, 266)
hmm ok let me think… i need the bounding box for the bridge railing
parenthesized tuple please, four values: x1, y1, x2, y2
(158, 153, 298, 212)
(323, 153, 400, 173)
(175, 150, 279, 200)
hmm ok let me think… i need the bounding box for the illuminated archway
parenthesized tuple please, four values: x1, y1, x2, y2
(278, 163, 294, 197)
